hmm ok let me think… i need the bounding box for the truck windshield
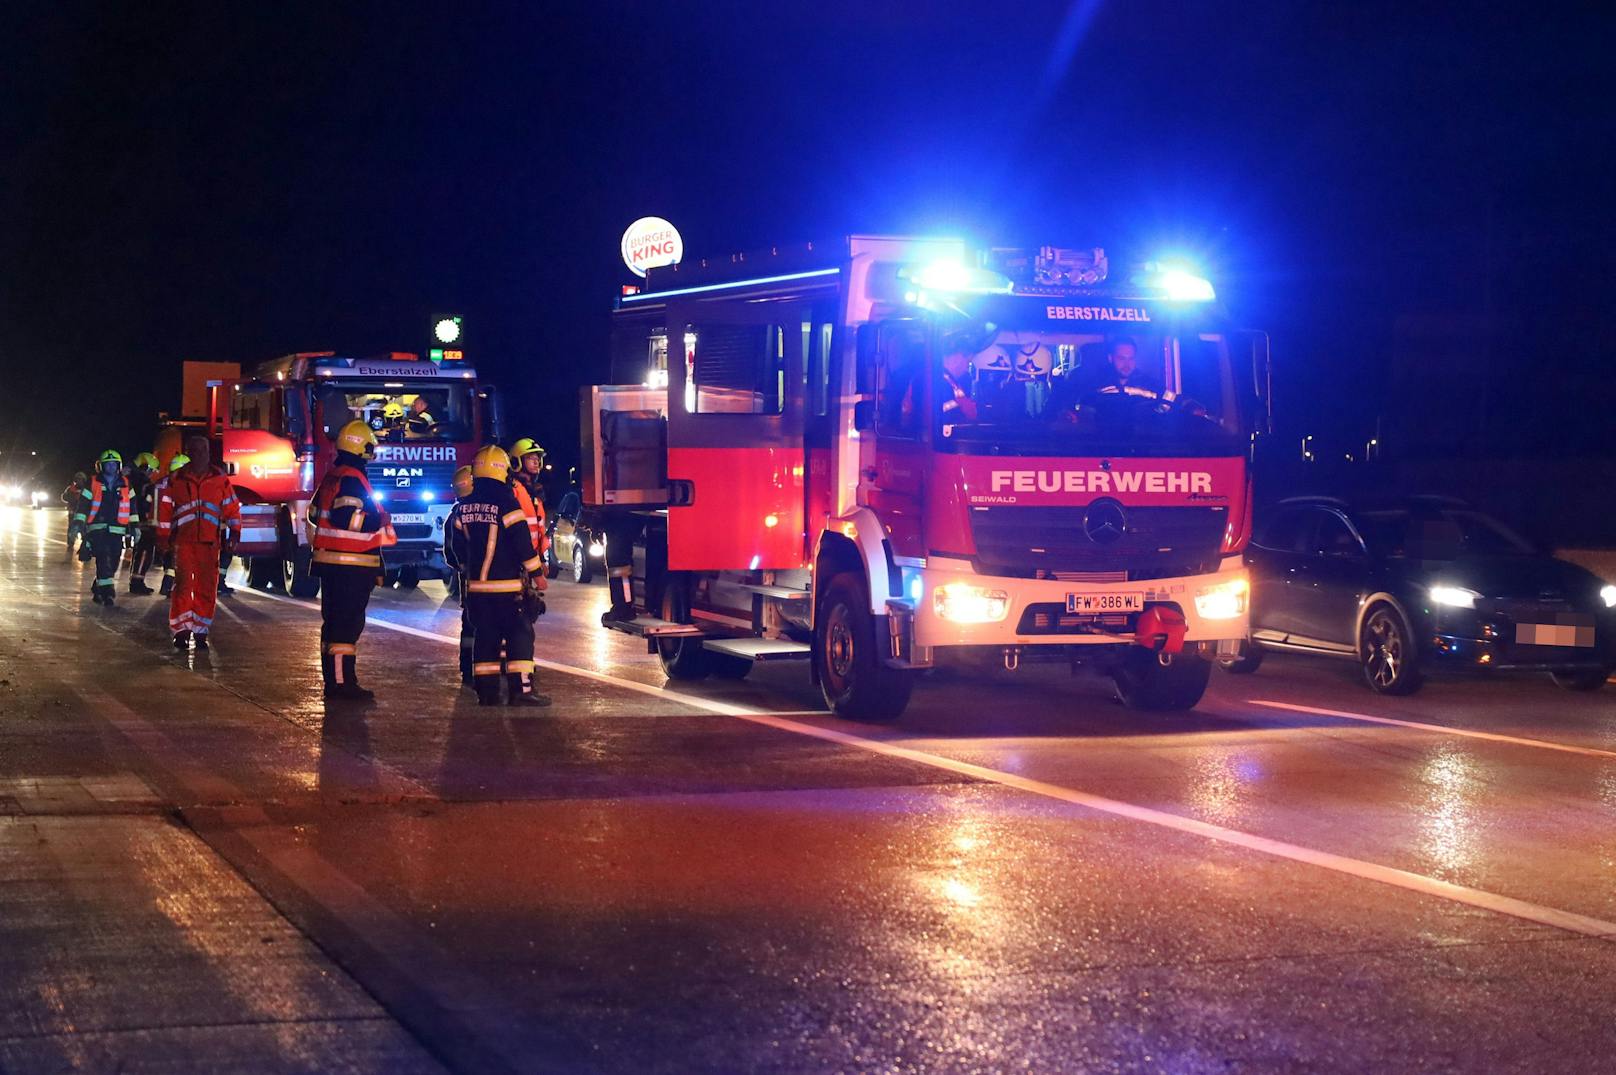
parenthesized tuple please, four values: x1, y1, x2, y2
(927, 324, 1251, 455)
(316, 381, 477, 444)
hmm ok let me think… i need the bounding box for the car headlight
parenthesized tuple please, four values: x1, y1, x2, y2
(587, 541, 606, 557)
(1429, 585, 1480, 609)
(1194, 576, 1249, 620)
(1601, 584, 1616, 609)
(31, 490, 46, 504)
(933, 583, 1010, 624)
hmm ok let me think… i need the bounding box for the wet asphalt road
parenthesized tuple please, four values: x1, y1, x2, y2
(3, 505, 1616, 1074)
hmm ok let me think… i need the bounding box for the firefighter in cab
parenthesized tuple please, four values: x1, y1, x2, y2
(442, 464, 476, 683)
(508, 437, 548, 553)
(126, 452, 160, 596)
(307, 420, 396, 700)
(77, 450, 136, 606)
(155, 453, 189, 596)
(449, 446, 551, 707)
(156, 437, 241, 648)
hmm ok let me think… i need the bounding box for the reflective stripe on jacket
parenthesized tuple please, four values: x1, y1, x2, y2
(307, 464, 394, 569)
(451, 477, 542, 593)
(79, 478, 134, 532)
(157, 468, 241, 546)
(512, 477, 547, 553)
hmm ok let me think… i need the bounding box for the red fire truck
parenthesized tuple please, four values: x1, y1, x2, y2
(584, 236, 1269, 718)
(200, 351, 501, 595)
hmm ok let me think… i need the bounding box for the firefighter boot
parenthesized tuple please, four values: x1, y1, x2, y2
(322, 653, 375, 702)
(172, 630, 191, 649)
(130, 578, 154, 596)
(160, 571, 175, 596)
(217, 574, 235, 596)
(505, 672, 553, 708)
(192, 634, 209, 652)
(475, 677, 503, 707)
(600, 570, 636, 625)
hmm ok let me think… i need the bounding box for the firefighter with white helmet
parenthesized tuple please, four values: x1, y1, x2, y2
(307, 420, 395, 700)
(448, 445, 550, 707)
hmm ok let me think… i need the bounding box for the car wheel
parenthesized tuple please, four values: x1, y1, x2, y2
(1113, 650, 1212, 710)
(1551, 667, 1611, 692)
(1359, 604, 1422, 695)
(1217, 640, 1264, 675)
(571, 543, 593, 584)
(545, 543, 561, 580)
(815, 573, 913, 721)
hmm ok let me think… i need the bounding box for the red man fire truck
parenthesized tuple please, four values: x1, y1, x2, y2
(584, 237, 1269, 718)
(201, 351, 501, 595)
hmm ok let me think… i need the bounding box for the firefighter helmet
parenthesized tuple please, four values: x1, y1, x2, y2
(452, 465, 474, 498)
(509, 437, 544, 461)
(472, 445, 511, 481)
(73, 471, 86, 483)
(97, 449, 122, 466)
(168, 454, 190, 473)
(383, 401, 405, 421)
(336, 420, 379, 461)
(133, 451, 159, 471)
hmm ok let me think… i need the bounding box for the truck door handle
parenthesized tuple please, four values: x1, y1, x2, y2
(668, 479, 694, 507)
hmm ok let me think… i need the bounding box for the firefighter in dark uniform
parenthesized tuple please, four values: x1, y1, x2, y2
(126, 452, 159, 595)
(451, 446, 551, 708)
(78, 450, 137, 606)
(308, 421, 394, 701)
(442, 464, 476, 685)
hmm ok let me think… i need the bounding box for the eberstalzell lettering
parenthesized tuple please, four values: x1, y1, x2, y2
(1044, 305, 1153, 323)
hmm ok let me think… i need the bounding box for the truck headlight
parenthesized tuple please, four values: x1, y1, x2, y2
(1601, 584, 1616, 609)
(933, 583, 1009, 624)
(1194, 577, 1249, 620)
(1429, 585, 1480, 609)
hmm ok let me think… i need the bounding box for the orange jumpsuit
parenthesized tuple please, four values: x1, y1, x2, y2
(157, 467, 241, 638)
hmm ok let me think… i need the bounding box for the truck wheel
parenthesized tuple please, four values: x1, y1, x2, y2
(396, 568, 419, 590)
(283, 547, 319, 599)
(1113, 650, 1212, 711)
(1359, 604, 1422, 695)
(1551, 667, 1611, 692)
(657, 575, 710, 681)
(816, 573, 913, 721)
(571, 544, 593, 584)
(1217, 641, 1264, 675)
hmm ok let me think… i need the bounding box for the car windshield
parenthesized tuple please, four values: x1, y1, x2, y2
(922, 323, 1250, 453)
(315, 381, 476, 443)
(1355, 509, 1535, 560)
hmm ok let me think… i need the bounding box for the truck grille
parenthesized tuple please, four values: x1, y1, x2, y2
(968, 505, 1226, 579)
(374, 461, 459, 498)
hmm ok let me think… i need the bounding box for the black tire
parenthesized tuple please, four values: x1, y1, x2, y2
(571, 543, 593, 585)
(815, 573, 914, 721)
(396, 569, 419, 590)
(657, 574, 710, 681)
(1112, 650, 1212, 710)
(1217, 641, 1264, 675)
(1551, 667, 1611, 692)
(544, 543, 561, 580)
(1359, 604, 1422, 695)
(283, 546, 319, 599)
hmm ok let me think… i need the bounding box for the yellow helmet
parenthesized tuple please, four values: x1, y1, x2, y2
(509, 437, 544, 461)
(133, 452, 159, 471)
(472, 445, 510, 481)
(336, 420, 379, 460)
(168, 453, 190, 474)
(452, 465, 474, 497)
(383, 401, 405, 421)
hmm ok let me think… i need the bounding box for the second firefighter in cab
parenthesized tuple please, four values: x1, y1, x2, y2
(447, 446, 551, 708)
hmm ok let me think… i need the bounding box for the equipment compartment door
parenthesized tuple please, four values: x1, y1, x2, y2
(665, 301, 808, 572)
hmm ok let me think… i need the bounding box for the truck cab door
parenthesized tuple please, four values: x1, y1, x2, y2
(854, 320, 928, 558)
(665, 301, 808, 572)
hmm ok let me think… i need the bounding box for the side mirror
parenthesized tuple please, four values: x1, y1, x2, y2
(285, 388, 307, 440)
(853, 399, 876, 432)
(1234, 329, 1272, 436)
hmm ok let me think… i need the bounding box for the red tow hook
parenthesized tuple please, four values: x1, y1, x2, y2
(1133, 606, 1187, 654)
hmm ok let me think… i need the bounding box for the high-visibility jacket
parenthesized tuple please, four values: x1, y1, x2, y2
(307, 462, 395, 570)
(512, 474, 547, 554)
(77, 477, 136, 534)
(157, 467, 240, 546)
(448, 477, 542, 593)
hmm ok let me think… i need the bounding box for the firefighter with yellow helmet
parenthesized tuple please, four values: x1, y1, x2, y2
(307, 420, 395, 700)
(126, 451, 161, 595)
(155, 453, 189, 596)
(446, 445, 549, 706)
(507, 437, 548, 553)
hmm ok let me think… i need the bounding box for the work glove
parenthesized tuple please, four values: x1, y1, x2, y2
(522, 578, 546, 622)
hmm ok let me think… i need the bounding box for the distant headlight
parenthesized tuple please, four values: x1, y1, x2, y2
(933, 583, 1010, 624)
(1429, 585, 1480, 609)
(1194, 576, 1249, 620)
(31, 490, 47, 504)
(587, 541, 606, 557)
(1601, 585, 1616, 609)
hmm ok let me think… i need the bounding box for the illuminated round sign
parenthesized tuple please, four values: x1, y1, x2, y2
(434, 316, 462, 344)
(620, 217, 683, 278)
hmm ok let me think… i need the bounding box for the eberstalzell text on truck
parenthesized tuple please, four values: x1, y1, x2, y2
(195, 350, 501, 595)
(583, 236, 1271, 719)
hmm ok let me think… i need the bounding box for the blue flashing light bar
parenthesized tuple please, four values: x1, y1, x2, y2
(903, 260, 1013, 295)
(620, 267, 840, 303)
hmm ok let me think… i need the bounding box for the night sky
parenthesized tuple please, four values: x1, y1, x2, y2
(4, 2, 1612, 484)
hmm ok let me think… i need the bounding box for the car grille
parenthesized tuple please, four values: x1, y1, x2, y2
(968, 505, 1227, 579)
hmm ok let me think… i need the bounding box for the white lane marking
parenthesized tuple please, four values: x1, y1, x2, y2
(1247, 699, 1616, 761)
(238, 585, 1616, 943)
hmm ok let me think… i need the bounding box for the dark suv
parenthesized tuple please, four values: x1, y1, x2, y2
(1222, 496, 1616, 694)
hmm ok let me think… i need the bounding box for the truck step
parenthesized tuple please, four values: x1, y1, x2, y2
(606, 616, 705, 639)
(737, 583, 810, 600)
(700, 637, 812, 662)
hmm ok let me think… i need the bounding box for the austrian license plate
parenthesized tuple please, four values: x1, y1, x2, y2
(1066, 592, 1145, 615)
(387, 513, 429, 527)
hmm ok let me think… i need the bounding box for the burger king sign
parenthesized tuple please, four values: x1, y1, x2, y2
(620, 217, 684, 278)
